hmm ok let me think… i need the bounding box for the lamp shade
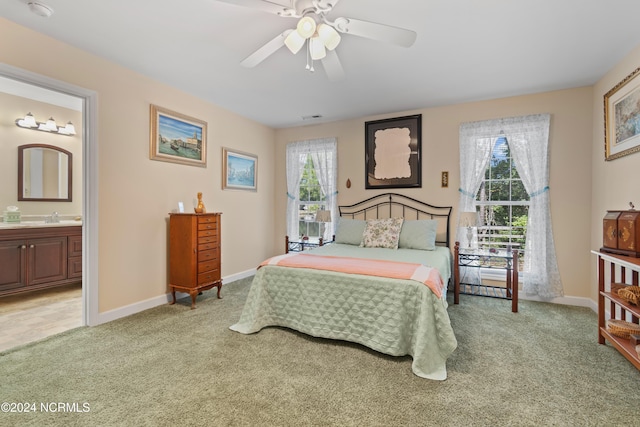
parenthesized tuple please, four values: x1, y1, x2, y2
(459, 211, 478, 228)
(315, 210, 332, 223)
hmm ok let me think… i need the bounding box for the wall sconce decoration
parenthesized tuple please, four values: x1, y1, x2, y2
(441, 171, 449, 188)
(15, 112, 76, 136)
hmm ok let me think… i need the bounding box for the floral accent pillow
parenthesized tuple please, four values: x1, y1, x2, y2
(360, 218, 404, 249)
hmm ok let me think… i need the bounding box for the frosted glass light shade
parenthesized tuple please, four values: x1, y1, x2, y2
(309, 36, 326, 60)
(45, 117, 58, 131)
(296, 16, 316, 39)
(317, 24, 341, 50)
(63, 122, 76, 135)
(284, 30, 305, 54)
(23, 113, 37, 128)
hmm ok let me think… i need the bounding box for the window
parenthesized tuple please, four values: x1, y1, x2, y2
(458, 114, 563, 298)
(298, 154, 328, 239)
(286, 138, 337, 242)
(475, 136, 529, 258)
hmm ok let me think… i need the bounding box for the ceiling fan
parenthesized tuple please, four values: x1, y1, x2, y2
(214, 0, 417, 81)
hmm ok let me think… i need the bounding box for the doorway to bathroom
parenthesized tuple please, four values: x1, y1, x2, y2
(0, 65, 97, 350)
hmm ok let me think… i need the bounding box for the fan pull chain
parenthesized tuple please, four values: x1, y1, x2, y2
(305, 39, 314, 72)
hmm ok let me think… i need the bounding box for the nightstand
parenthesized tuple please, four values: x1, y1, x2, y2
(285, 236, 332, 253)
(453, 241, 519, 312)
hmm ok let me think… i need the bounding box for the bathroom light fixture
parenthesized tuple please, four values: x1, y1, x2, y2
(15, 112, 76, 136)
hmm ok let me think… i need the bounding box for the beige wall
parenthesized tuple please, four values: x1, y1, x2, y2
(591, 44, 640, 299)
(0, 92, 82, 216)
(3, 14, 631, 313)
(275, 87, 594, 299)
(0, 18, 277, 313)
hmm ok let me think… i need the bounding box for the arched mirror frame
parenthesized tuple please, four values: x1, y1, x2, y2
(18, 143, 73, 202)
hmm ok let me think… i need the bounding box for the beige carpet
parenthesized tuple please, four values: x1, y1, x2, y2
(1, 277, 639, 426)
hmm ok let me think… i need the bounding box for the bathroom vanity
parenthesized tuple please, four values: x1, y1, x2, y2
(0, 222, 82, 297)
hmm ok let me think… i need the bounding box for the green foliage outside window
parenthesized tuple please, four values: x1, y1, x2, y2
(298, 155, 326, 238)
(476, 137, 529, 252)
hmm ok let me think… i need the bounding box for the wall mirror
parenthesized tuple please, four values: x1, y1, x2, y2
(18, 144, 72, 202)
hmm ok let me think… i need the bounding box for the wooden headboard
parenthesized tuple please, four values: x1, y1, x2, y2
(338, 193, 453, 248)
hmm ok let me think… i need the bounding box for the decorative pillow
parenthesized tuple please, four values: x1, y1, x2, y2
(334, 218, 366, 245)
(360, 218, 404, 249)
(398, 220, 438, 250)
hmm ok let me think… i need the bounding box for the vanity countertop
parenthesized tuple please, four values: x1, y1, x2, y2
(0, 220, 82, 230)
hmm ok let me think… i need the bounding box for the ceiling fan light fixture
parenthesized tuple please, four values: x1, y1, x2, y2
(309, 36, 326, 60)
(296, 16, 317, 39)
(284, 30, 305, 54)
(317, 23, 341, 50)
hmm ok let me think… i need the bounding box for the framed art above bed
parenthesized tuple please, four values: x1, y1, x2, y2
(365, 114, 422, 189)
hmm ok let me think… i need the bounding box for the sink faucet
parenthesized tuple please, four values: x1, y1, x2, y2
(45, 212, 60, 223)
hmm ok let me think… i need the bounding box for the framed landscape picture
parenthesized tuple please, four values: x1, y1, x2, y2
(365, 114, 422, 189)
(222, 147, 257, 191)
(604, 67, 640, 161)
(149, 104, 207, 167)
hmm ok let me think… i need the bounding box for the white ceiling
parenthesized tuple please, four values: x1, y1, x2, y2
(2, 0, 640, 128)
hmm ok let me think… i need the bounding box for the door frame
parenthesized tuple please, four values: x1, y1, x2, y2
(0, 62, 99, 326)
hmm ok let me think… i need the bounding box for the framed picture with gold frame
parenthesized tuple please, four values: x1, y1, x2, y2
(149, 104, 207, 167)
(604, 67, 640, 161)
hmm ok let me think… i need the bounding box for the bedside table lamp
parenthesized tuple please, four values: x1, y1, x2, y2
(315, 210, 332, 242)
(459, 211, 478, 249)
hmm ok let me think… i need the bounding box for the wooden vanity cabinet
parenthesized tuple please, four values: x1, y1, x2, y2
(0, 226, 82, 297)
(168, 212, 222, 309)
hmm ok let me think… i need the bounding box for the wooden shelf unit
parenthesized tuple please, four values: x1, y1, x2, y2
(594, 250, 640, 370)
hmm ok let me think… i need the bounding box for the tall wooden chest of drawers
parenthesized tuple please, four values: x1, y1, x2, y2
(602, 210, 640, 257)
(168, 212, 222, 308)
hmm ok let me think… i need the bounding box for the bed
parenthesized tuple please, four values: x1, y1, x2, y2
(229, 193, 457, 380)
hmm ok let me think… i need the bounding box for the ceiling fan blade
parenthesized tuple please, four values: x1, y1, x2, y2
(333, 17, 417, 48)
(321, 50, 345, 82)
(213, 0, 291, 15)
(241, 30, 292, 68)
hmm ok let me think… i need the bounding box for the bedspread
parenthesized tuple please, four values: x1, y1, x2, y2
(259, 253, 444, 298)
(230, 259, 457, 380)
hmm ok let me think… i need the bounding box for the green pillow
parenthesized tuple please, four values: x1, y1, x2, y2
(398, 220, 438, 250)
(334, 218, 366, 245)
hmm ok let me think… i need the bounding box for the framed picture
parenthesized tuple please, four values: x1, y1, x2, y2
(604, 67, 640, 161)
(149, 104, 207, 167)
(365, 114, 422, 189)
(222, 147, 258, 191)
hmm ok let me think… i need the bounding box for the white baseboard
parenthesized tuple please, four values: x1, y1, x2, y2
(94, 268, 257, 326)
(519, 293, 597, 313)
(94, 268, 598, 325)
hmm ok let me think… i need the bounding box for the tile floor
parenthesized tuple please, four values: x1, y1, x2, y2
(0, 284, 82, 352)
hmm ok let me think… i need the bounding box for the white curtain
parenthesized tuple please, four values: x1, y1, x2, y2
(286, 138, 338, 241)
(458, 114, 563, 299)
